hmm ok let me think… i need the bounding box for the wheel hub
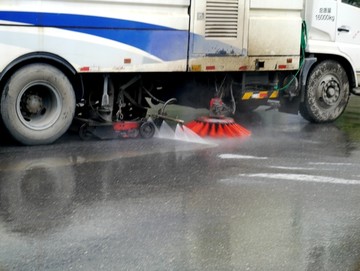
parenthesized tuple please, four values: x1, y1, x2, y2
(321, 78, 340, 106)
(17, 81, 62, 131)
(25, 94, 43, 114)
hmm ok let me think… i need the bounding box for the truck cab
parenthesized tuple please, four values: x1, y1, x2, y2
(305, 0, 360, 90)
(293, 0, 360, 123)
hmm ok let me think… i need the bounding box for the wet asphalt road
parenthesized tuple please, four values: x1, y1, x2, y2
(1, 97, 360, 270)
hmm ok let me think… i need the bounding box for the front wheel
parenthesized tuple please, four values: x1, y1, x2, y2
(1, 64, 76, 145)
(299, 60, 350, 123)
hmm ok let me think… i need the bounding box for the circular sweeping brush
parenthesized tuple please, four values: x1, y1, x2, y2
(185, 116, 251, 138)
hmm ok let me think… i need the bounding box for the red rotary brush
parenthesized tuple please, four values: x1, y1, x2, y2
(186, 116, 251, 138)
(186, 98, 251, 138)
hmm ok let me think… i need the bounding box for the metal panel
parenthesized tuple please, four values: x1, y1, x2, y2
(205, 0, 239, 38)
(250, 0, 303, 10)
(248, 15, 302, 56)
(248, 5, 302, 56)
(190, 0, 246, 56)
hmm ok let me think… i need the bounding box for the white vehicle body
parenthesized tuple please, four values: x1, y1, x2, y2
(0, 0, 359, 145)
(0, 0, 304, 73)
(305, 0, 360, 87)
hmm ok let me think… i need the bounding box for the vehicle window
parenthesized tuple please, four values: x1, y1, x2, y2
(343, 0, 360, 7)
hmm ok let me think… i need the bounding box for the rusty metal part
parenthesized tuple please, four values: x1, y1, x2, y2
(155, 114, 184, 124)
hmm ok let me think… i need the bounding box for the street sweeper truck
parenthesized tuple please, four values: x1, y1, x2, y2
(0, 0, 360, 145)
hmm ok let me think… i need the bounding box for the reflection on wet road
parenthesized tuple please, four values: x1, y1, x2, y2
(1, 97, 360, 270)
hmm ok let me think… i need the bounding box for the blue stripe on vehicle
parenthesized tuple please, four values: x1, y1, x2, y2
(0, 11, 188, 61)
(0, 11, 170, 30)
(68, 28, 188, 61)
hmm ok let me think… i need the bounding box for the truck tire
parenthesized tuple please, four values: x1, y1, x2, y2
(299, 60, 350, 123)
(1, 64, 76, 145)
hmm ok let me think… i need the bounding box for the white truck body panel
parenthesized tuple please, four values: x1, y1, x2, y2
(0, 0, 359, 81)
(0, 0, 191, 72)
(0, 0, 303, 74)
(248, 8, 302, 56)
(189, 0, 302, 71)
(250, 0, 303, 10)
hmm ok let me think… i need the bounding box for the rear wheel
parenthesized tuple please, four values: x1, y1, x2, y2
(1, 64, 76, 145)
(299, 60, 350, 123)
(139, 121, 155, 139)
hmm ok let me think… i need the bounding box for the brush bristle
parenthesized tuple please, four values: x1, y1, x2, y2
(185, 117, 251, 138)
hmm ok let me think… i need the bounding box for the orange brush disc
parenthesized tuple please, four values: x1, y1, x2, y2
(185, 116, 251, 138)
